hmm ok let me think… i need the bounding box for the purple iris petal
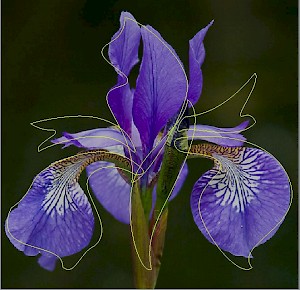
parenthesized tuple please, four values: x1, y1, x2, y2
(188, 21, 213, 104)
(86, 148, 188, 225)
(5, 160, 95, 270)
(191, 147, 290, 257)
(107, 83, 134, 136)
(131, 122, 142, 148)
(86, 160, 131, 224)
(133, 25, 187, 154)
(107, 12, 141, 135)
(108, 11, 140, 76)
(52, 127, 134, 150)
(38, 255, 58, 271)
(188, 120, 249, 146)
(170, 162, 189, 200)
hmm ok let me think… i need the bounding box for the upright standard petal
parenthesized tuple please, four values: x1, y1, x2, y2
(108, 11, 140, 76)
(188, 120, 249, 147)
(107, 83, 134, 136)
(52, 127, 134, 150)
(133, 25, 187, 154)
(187, 21, 213, 104)
(107, 12, 141, 135)
(190, 144, 290, 257)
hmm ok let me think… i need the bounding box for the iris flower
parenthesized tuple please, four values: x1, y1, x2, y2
(5, 11, 290, 286)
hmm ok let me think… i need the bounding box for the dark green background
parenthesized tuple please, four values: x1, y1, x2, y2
(2, 0, 298, 288)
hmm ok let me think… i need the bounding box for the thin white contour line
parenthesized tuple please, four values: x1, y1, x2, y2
(17, 15, 265, 272)
(6, 151, 136, 270)
(175, 101, 293, 270)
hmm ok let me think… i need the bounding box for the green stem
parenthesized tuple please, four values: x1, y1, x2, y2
(131, 124, 187, 287)
(131, 182, 158, 288)
(149, 208, 168, 285)
(140, 186, 153, 221)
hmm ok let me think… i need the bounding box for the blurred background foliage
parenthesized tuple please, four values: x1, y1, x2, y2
(2, 0, 297, 288)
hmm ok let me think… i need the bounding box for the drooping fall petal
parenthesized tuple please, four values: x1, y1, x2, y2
(5, 154, 96, 270)
(5, 149, 132, 270)
(190, 145, 290, 257)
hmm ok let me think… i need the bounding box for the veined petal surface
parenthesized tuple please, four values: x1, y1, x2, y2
(5, 152, 98, 270)
(133, 25, 187, 154)
(190, 145, 290, 257)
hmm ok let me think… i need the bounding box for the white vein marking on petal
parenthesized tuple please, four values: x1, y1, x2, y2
(210, 148, 260, 213)
(41, 160, 89, 217)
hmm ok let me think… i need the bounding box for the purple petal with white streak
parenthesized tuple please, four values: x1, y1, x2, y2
(133, 25, 187, 154)
(188, 21, 213, 104)
(188, 120, 249, 146)
(5, 158, 95, 270)
(191, 147, 290, 257)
